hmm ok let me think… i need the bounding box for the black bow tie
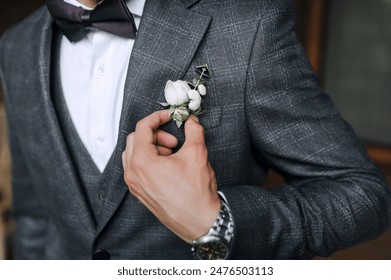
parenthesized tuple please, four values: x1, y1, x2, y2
(46, 0, 137, 42)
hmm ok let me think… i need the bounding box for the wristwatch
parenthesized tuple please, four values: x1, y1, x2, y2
(192, 193, 235, 260)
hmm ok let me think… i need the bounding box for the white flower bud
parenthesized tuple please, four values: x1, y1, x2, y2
(198, 84, 207, 96)
(189, 99, 202, 111)
(164, 80, 190, 106)
(187, 89, 201, 100)
(188, 89, 202, 111)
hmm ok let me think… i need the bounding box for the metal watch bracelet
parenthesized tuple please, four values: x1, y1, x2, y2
(191, 192, 235, 259)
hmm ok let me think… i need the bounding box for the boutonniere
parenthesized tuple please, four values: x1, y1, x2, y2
(160, 65, 210, 128)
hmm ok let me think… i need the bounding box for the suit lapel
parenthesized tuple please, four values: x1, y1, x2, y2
(181, 0, 202, 8)
(34, 11, 96, 239)
(97, 0, 211, 232)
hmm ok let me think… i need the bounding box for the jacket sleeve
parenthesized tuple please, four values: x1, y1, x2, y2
(221, 0, 391, 259)
(0, 36, 48, 260)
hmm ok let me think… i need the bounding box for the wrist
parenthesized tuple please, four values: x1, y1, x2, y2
(191, 192, 235, 260)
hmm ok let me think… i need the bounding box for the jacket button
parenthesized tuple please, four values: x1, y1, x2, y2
(93, 249, 110, 260)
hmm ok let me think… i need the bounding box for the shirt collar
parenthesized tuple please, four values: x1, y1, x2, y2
(63, 0, 146, 16)
(64, 0, 93, 10)
(127, 0, 145, 17)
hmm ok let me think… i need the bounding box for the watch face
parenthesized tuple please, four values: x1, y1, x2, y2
(196, 240, 229, 260)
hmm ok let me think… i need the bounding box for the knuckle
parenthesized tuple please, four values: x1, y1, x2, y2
(132, 161, 143, 171)
(198, 123, 205, 135)
(202, 146, 209, 159)
(191, 121, 205, 135)
(126, 133, 134, 144)
(130, 154, 148, 170)
(184, 143, 208, 161)
(194, 140, 208, 154)
(135, 121, 144, 131)
(123, 169, 134, 186)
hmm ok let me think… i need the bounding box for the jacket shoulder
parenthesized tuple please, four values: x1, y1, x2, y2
(0, 6, 50, 56)
(0, 6, 51, 82)
(192, 0, 292, 22)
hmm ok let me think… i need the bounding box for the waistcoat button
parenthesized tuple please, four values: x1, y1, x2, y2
(93, 249, 110, 260)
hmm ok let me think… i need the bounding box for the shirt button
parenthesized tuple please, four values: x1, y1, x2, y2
(93, 249, 110, 260)
(97, 133, 105, 142)
(98, 192, 107, 201)
(98, 64, 105, 75)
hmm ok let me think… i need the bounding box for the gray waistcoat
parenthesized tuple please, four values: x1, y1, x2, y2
(50, 32, 114, 225)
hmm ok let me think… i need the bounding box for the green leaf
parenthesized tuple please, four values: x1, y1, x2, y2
(175, 120, 183, 128)
(169, 106, 175, 116)
(175, 113, 183, 122)
(181, 113, 189, 122)
(159, 102, 169, 107)
(193, 106, 202, 115)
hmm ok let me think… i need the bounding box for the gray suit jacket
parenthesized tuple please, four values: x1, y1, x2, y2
(1, 0, 391, 259)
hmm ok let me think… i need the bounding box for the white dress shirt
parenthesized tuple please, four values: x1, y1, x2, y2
(60, 0, 146, 172)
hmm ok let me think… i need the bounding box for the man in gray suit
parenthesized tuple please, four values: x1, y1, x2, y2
(0, 0, 391, 259)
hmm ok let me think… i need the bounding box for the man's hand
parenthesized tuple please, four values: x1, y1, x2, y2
(122, 110, 221, 243)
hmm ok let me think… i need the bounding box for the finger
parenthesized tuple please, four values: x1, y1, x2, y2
(134, 110, 172, 155)
(208, 162, 218, 191)
(121, 151, 127, 170)
(155, 129, 178, 149)
(122, 133, 135, 168)
(182, 114, 206, 149)
(156, 146, 173, 156)
(125, 132, 135, 149)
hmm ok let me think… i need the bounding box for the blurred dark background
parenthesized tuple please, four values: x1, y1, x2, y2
(0, 0, 390, 259)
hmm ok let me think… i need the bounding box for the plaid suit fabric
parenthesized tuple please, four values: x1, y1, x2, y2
(0, 0, 390, 259)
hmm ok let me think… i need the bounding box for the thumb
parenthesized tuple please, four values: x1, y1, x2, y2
(182, 115, 206, 148)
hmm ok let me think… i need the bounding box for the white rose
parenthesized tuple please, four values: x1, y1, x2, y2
(197, 84, 207, 96)
(164, 80, 190, 106)
(187, 89, 202, 111)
